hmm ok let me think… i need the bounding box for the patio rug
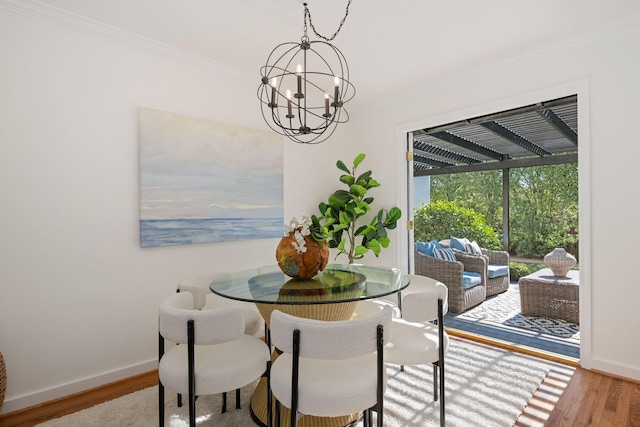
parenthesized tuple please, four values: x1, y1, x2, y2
(457, 284, 580, 338)
(36, 338, 551, 427)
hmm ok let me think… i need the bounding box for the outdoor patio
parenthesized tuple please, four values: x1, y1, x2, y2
(444, 282, 580, 360)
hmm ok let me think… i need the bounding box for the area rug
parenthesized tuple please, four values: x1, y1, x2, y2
(458, 284, 580, 338)
(36, 338, 550, 427)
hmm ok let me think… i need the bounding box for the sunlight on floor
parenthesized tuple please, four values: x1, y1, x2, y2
(514, 364, 576, 426)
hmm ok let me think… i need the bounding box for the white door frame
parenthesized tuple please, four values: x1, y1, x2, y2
(394, 79, 591, 368)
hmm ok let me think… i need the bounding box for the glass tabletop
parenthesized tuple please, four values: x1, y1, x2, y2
(210, 264, 409, 305)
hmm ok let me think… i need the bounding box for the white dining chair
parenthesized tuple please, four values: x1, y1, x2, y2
(158, 291, 271, 426)
(385, 282, 449, 427)
(269, 306, 393, 427)
(178, 273, 265, 337)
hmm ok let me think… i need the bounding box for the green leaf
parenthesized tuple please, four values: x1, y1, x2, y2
(350, 184, 367, 197)
(387, 207, 402, 221)
(339, 174, 355, 185)
(378, 236, 390, 248)
(332, 190, 352, 203)
(356, 170, 372, 183)
(336, 160, 350, 174)
(354, 225, 368, 236)
(353, 153, 366, 169)
(363, 197, 374, 204)
(333, 223, 348, 233)
(367, 178, 381, 188)
(366, 239, 381, 256)
(354, 245, 369, 256)
(339, 211, 351, 225)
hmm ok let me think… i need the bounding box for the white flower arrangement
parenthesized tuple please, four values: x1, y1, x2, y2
(284, 216, 312, 254)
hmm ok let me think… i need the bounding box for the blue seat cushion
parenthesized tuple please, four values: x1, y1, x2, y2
(415, 240, 441, 257)
(488, 264, 509, 279)
(462, 272, 482, 289)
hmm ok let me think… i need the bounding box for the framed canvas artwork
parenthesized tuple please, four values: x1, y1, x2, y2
(139, 107, 283, 247)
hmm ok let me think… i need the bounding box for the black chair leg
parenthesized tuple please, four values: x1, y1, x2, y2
(236, 388, 241, 409)
(177, 393, 182, 407)
(275, 400, 281, 427)
(159, 383, 165, 427)
(222, 391, 227, 413)
(439, 360, 445, 427)
(433, 362, 439, 401)
(188, 391, 196, 426)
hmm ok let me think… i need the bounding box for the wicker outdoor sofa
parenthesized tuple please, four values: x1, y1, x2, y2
(414, 249, 487, 313)
(440, 239, 511, 297)
(478, 247, 510, 296)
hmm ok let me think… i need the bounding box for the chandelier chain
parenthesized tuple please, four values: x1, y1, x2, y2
(303, 0, 352, 42)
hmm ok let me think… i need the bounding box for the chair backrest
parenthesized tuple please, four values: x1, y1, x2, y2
(401, 282, 448, 323)
(178, 272, 230, 291)
(177, 272, 231, 309)
(270, 306, 392, 360)
(159, 291, 244, 345)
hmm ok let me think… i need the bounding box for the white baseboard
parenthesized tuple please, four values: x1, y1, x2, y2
(589, 357, 640, 382)
(0, 359, 157, 415)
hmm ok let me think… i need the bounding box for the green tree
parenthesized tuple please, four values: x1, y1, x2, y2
(430, 170, 503, 232)
(509, 164, 578, 259)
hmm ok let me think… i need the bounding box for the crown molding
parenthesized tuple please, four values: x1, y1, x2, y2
(0, 0, 255, 84)
(469, 13, 640, 78)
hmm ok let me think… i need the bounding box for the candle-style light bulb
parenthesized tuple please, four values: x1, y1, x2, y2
(333, 76, 340, 107)
(324, 92, 330, 117)
(270, 77, 277, 108)
(286, 89, 293, 118)
(295, 64, 303, 98)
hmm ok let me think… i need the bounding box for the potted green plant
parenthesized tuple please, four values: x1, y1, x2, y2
(311, 153, 402, 264)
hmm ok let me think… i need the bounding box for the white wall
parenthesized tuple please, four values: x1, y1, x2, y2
(349, 16, 640, 380)
(0, 8, 294, 413)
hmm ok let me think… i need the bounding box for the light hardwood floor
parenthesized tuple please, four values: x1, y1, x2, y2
(1, 339, 639, 427)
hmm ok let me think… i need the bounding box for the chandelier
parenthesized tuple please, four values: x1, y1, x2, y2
(258, 1, 355, 144)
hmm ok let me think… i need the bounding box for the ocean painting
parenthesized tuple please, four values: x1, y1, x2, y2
(138, 107, 284, 247)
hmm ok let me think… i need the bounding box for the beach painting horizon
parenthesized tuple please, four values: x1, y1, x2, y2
(139, 107, 284, 247)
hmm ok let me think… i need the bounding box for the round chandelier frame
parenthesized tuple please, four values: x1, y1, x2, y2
(258, 2, 355, 144)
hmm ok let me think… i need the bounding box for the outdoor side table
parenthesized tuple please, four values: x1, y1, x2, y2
(519, 268, 579, 324)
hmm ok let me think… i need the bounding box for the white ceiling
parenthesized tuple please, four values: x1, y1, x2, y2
(21, 0, 640, 101)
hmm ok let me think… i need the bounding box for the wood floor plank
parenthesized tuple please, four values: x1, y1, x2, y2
(627, 383, 640, 427)
(587, 374, 611, 426)
(575, 369, 602, 425)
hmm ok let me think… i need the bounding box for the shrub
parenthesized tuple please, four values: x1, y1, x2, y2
(509, 262, 530, 281)
(414, 200, 501, 249)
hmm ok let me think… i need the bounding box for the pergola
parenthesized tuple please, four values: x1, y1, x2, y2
(410, 95, 578, 251)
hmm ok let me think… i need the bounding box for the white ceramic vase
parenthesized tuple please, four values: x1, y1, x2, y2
(544, 248, 577, 277)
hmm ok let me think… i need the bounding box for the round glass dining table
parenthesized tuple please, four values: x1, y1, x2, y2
(210, 263, 409, 427)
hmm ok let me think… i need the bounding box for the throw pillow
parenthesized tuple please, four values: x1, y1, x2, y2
(450, 236, 470, 252)
(433, 247, 457, 262)
(465, 240, 483, 256)
(415, 240, 441, 257)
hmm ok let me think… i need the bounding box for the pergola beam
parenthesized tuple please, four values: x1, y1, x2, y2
(539, 109, 578, 145)
(429, 131, 505, 161)
(414, 153, 577, 176)
(480, 121, 552, 157)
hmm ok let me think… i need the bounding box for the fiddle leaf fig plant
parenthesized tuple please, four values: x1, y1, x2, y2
(311, 153, 402, 264)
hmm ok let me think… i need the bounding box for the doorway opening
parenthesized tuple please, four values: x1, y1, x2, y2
(405, 95, 580, 364)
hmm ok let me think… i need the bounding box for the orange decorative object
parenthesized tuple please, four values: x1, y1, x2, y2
(276, 230, 329, 279)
